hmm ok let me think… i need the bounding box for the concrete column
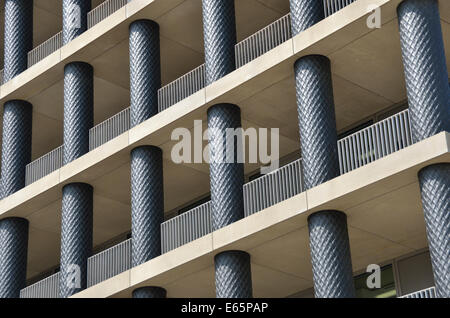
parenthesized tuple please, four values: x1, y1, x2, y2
(130, 146, 164, 267)
(60, 44, 94, 297)
(0, 218, 29, 298)
(290, 0, 355, 297)
(3, 0, 33, 82)
(1, 100, 32, 197)
(128, 19, 165, 298)
(2, 0, 34, 197)
(397, 0, 450, 298)
(129, 20, 161, 127)
(207, 104, 252, 298)
(59, 183, 93, 298)
(62, 0, 90, 45)
(202, 0, 237, 85)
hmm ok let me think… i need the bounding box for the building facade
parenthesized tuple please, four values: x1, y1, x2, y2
(0, 0, 448, 298)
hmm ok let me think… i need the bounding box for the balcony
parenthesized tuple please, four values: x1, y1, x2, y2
(20, 107, 418, 297)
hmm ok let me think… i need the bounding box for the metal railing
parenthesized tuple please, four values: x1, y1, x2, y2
(89, 107, 130, 150)
(337, 109, 412, 174)
(88, 0, 130, 29)
(158, 64, 206, 112)
(400, 286, 436, 298)
(161, 202, 212, 254)
(25, 145, 64, 186)
(235, 13, 292, 68)
(244, 159, 303, 216)
(87, 238, 132, 287)
(28, 31, 63, 67)
(324, 0, 356, 17)
(20, 272, 60, 298)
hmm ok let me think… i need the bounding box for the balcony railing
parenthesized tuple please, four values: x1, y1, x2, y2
(25, 145, 64, 186)
(28, 31, 63, 67)
(89, 107, 130, 150)
(324, 0, 357, 17)
(337, 109, 412, 174)
(235, 13, 292, 68)
(88, 0, 130, 28)
(244, 158, 303, 217)
(158, 64, 206, 112)
(20, 272, 60, 298)
(400, 286, 436, 298)
(87, 238, 132, 287)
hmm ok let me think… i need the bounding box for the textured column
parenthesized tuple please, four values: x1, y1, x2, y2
(3, 0, 33, 82)
(215, 251, 252, 298)
(63, 62, 93, 165)
(397, 0, 450, 298)
(397, 0, 450, 143)
(208, 104, 252, 297)
(132, 287, 167, 298)
(62, 0, 91, 45)
(208, 104, 244, 230)
(59, 183, 93, 298)
(418, 164, 450, 298)
(129, 20, 161, 127)
(1, 101, 32, 197)
(202, 0, 237, 85)
(0, 218, 29, 298)
(131, 146, 164, 267)
(294, 56, 339, 189)
(294, 55, 354, 297)
(289, 0, 324, 36)
(308, 211, 355, 298)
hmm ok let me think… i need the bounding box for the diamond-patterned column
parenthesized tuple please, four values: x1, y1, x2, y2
(3, 0, 33, 82)
(201, 0, 237, 85)
(129, 20, 160, 127)
(130, 146, 164, 267)
(128, 18, 165, 298)
(293, 53, 354, 296)
(63, 62, 93, 165)
(1, 100, 32, 198)
(132, 286, 167, 298)
(59, 183, 93, 298)
(60, 61, 93, 297)
(289, 0, 324, 36)
(418, 164, 450, 298)
(207, 104, 252, 298)
(397, 0, 450, 298)
(0, 218, 29, 298)
(62, 0, 90, 45)
(397, 0, 450, 143)
(215, 251, 252, 298)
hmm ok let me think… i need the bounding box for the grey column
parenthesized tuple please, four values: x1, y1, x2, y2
(1, 100, 32, 197)
(132, 286, 166, 298)
(202, 0, 237, 85)
(397, 0, 450, 298)
(59, 183, 93, 298)
(60, 25, 94, 296)
(63, 62, 93, 165)
(202, 0, 251, 298)
(3, 0, 33, 82)
(62, 0, 90, 45)
(129, 19, 165, 298)
(207, 104, 252, 298)
(290, 0, 355, 298)
(2, 0, 34, 197)
(0, 218, 29, 298)
(129, 20, 160, 126)
(131, 146, 164, 267)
